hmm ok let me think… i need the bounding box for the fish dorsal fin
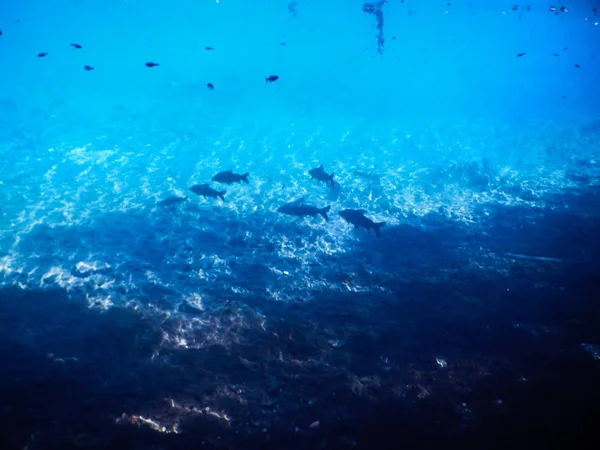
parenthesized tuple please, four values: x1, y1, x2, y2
(319, 164, 324, 169)
(291, 196, 305, 205)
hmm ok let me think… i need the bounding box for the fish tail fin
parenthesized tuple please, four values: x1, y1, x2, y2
(329, 173, 335, 187)
(219, 191, 226, 201)
(320, 205, 332, 221)
(374, 222, 386, 238)
(241, 172, 250, 184)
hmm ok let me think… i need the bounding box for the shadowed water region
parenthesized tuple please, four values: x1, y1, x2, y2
(1, 187, 599, 450)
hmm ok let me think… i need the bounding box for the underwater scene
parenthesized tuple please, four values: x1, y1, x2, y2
(1, 1, 600, 449)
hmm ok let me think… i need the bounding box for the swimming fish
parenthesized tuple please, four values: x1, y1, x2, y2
(339, 209, 385, 237)
(266, 75, 279, 83)
(207, 83, 214, 90)
(38, 52, 48, 57)
(211, 170, 250, 185)
(516, 52, 526, 57)
(158, 195, 188, 207)
(205, 46, 215, 50)
(70, 43, 82, 49)
(189, 184, 226, 201)
(309, 165, 335, 187)
(145, 62, 159, 67)
(278, 197, 331, 221)
(84, 65, 94, 71)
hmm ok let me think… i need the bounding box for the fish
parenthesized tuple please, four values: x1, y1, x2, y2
(266, 75, 279, 83)
(211, 170, 249, 185)
(339, 209, 385, 237)
(70, 43, 82, 49)
(207, 83, 214, 90)
(288, 1, 298, 17)
(574, 64, 580, 68)
(277, 197, 331, 221)
(309, 165, 335, 187)
(158, 195, 188, 207)
(189, 183, 226, 201)
(0, 29, 2, 36)
(84, 65, 94, 71)
(553, 53, 559, 57)
(205, 46, 215, 50)
(145, 62, 159, 67)
(516, 52, 526, 57)
(38, 52, 48, 57)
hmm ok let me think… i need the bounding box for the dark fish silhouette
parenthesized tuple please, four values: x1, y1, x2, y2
(0, 29, 3, 36)
(158, 195, 188, 207)
(207, 83, 214, 90)
(145, 62, 159, 67)
(517, 52, 526, 57)
(71, 43, 82, 49)
(205, 46, 214, 50)
(339, 209, 385, 237)
(309, 165, 335, 187)
(212, 170, 249, 185)
(553, 53, 559, 57)
(278, 197, 331, 221)
(189, 184, 226, 201)
(38, 52, 48, 57)
(288, 1, 298, 17)
(83, 65, 94, 71)
(266, 75, 279, 83)
(575, 64, 580, 68)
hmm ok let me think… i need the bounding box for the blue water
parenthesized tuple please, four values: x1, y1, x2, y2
(1, 1, 600, 449)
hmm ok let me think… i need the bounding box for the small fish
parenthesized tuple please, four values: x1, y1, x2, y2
(563, 47, 568, 50)
(309, 165, 335, 187)
(278, 198, 331, 221)
(0, 29, 3, 36)
(189, 183, 226, 201)
(207, 83, 214, 90)
(84, 65, 94, 71)
(265, 75, 279, 83)
(553, 53, 559, 57)
(145, 62, 159, 67)
(560, 6, 567, 13)
(37, 52, 48, 57)
(280, 42, 286, 46)
(158, 195, 188, 207)
(70, 43, 82, 49)
(339, 209, 385, 238)
(526, 5, 531, 11)
(575, 64, 580, 68)
(211, 170, 249, 185)
(205, 46, 214, 50)
(516, 52, 526, 57)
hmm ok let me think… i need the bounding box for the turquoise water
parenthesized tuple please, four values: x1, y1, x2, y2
(1, 1, 600, 449)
